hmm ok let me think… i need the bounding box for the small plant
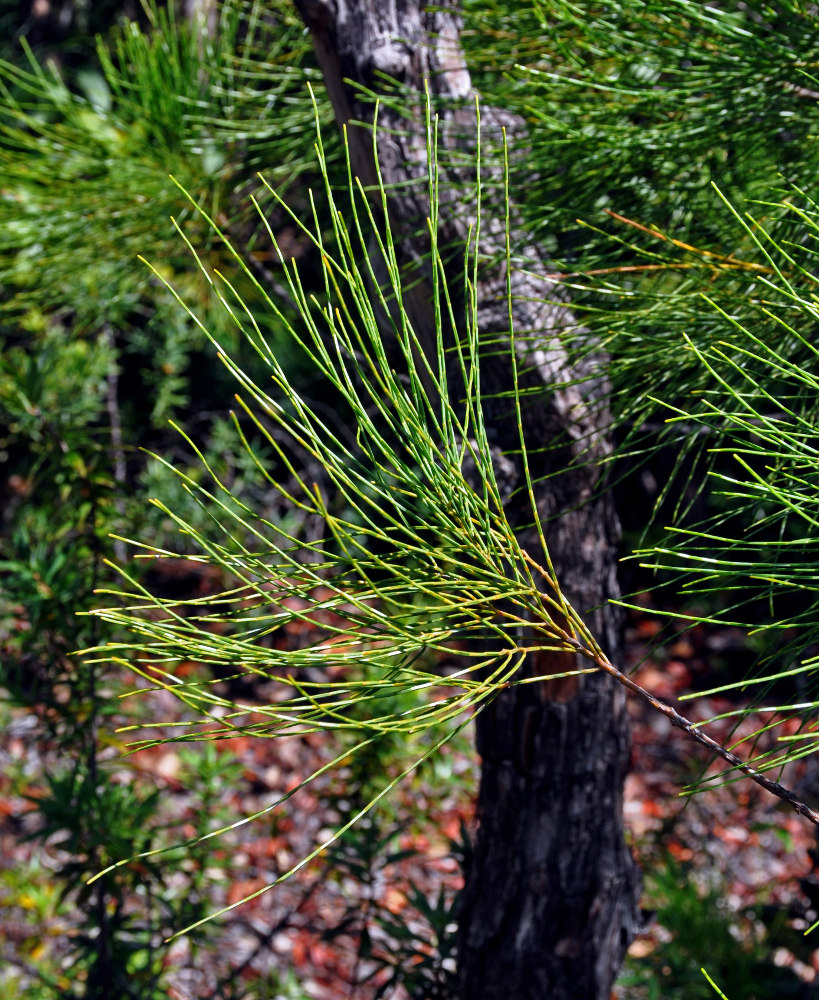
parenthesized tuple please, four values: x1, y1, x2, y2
(620, 854, 819, 1000)
(322, 808, 460, 999)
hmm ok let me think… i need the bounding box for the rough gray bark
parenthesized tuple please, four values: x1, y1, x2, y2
(293, 1, 642, 997)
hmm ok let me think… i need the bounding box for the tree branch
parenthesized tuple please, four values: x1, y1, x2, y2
(556, 630, 819, 825)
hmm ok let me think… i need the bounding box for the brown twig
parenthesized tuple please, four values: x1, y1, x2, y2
(561, 634, 819, 825)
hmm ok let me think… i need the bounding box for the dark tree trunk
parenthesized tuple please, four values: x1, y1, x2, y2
(293, 2, 643, 997)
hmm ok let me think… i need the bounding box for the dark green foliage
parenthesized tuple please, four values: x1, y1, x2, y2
(465, 1, 819, 245)
(3, 739, 244, 999)
(323, 810, 460, 999)
(460, 5, 819, 742)
(0, 2, 331, 995)
(461, 0, 819, 481)
(0, 0, 326, 334)
(620, 854, 819, 1000)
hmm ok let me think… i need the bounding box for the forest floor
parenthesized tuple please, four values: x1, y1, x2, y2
(3, 590, 819, 999)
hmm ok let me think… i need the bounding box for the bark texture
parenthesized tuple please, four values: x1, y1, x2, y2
(293, 2, 642, 997)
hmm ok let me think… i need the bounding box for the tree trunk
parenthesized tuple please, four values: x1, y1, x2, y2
(293, 2, 643, 997)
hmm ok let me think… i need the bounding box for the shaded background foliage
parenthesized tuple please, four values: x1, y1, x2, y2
(4, 0, 819, 997)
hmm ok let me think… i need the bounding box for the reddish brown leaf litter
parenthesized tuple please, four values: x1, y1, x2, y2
(3, 603, 819, 996)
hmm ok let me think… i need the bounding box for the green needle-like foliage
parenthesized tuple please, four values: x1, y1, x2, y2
(466, 0, 819, 246)
(633, 191, 819, 757)
(0, 0, 330, 341)
(85, 105, 596, 822)
(79, 5, 819, 902)
(461, 0, 819, 470)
